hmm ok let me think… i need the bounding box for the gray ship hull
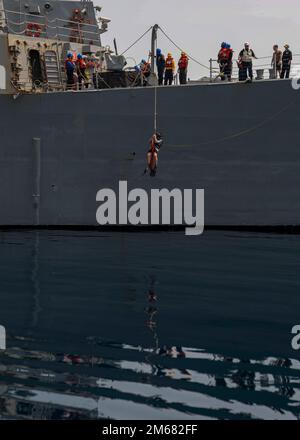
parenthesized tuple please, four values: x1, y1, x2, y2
(0, 79, 299, 227)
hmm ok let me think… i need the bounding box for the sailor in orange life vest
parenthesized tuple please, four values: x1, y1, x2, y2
(164, 53, 176, 86)
(218, 42, 233, 81)
(178, 52, 189, 85)
(145, 132, 163, 177)
(76, 54, 88, 90)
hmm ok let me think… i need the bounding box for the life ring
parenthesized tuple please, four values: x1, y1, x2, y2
(25, 23, 42, 38)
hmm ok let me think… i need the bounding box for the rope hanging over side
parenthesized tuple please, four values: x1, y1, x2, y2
(169, 95, 300, 147)
(154, 85, 158, 132)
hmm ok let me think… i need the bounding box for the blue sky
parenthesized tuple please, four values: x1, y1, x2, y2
(95, 0, 300, 79)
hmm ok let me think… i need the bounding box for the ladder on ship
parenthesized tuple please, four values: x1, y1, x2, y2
(44, 50, 61, 89)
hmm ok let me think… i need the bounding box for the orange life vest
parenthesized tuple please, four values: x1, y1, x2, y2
(178, 56, 188, 70)
(142, 62, 151, 74)
(165, 57, 174, 70)
(150, 138, 156, 153)
(76, 59, 86, 72)
(219, 48, 230, 61)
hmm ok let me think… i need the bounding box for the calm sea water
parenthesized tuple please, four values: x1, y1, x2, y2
(0, 230, 300, 420)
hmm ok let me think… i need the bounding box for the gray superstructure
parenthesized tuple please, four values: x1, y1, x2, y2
(0, 0, 300, 227)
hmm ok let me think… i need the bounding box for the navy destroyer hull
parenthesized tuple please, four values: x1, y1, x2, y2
(0, 79, 299, 227)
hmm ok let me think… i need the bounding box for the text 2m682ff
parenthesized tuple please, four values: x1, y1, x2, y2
(146, 425, 198, 435)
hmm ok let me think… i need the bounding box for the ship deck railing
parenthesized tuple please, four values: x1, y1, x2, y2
(208, 57, 300, 82)
(0, 8, 102, 45)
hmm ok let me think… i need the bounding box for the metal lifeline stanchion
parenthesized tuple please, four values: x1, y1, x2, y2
(209, 58, 213, 83)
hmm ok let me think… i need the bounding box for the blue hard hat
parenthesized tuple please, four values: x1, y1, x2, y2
(156, 48, 162, 55)
(141, 59, 146, 64)
(221, 42, 226, 48)
(67, 52, 73, 58)
(226, 43, 231, 49)
(77, 53, 82, 59)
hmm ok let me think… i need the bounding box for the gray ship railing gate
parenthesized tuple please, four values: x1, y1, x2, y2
(0, 8, 103, 45)
(209, 55, 300, 82)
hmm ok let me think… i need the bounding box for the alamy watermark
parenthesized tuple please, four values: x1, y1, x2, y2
(96, 181, 204, 236)
(291, 325, 300, 351)
(291, 66, 300, 90)
(0, 325, 6, 350)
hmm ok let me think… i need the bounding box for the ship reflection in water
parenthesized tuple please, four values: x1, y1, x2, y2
(0, 230, 300, 420)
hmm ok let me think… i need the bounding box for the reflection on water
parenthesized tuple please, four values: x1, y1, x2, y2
(0, 230, 300, 420)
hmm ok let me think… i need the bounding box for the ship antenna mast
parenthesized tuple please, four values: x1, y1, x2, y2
(154, 86, 157, 132)
(151, 25, 159, 132)
(151, 24, 158, 75)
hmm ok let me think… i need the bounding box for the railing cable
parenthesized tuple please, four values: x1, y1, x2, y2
(158, 26, 212, 71)
(120, 26, 153, 56)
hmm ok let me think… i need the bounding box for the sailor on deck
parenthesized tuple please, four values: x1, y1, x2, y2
(178, 52, 189, 85)
(272, 45, 282, 78)
(76, 54, 88, 90)
(281, 44, 292, 79)
(156, 49, 166, 86)
(164, 53, 176, 86)
(65, 52, 75, 90)
(218, 42, 233, 81)
(141, 59, 151, 86)
(238, 43, 257, 82)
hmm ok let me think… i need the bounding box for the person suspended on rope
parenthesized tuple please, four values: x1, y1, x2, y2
(178, 52, 189, 85)
(238, 42, 257, 82)
(164, 53, 176, 86)
(140, 59, 151, 86)
(65, 52, 76, 90)
(76, 54, 88, 90)
(145, 132, 163, 177)
(156, 48, 166, 86)
(218, 42, 233, 81)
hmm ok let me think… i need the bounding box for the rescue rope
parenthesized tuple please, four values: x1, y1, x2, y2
(120, 26, 153, 56)
(168, 95, 300, 147)
(154, 85, 158, 132)
(158, 26, 212, 71)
